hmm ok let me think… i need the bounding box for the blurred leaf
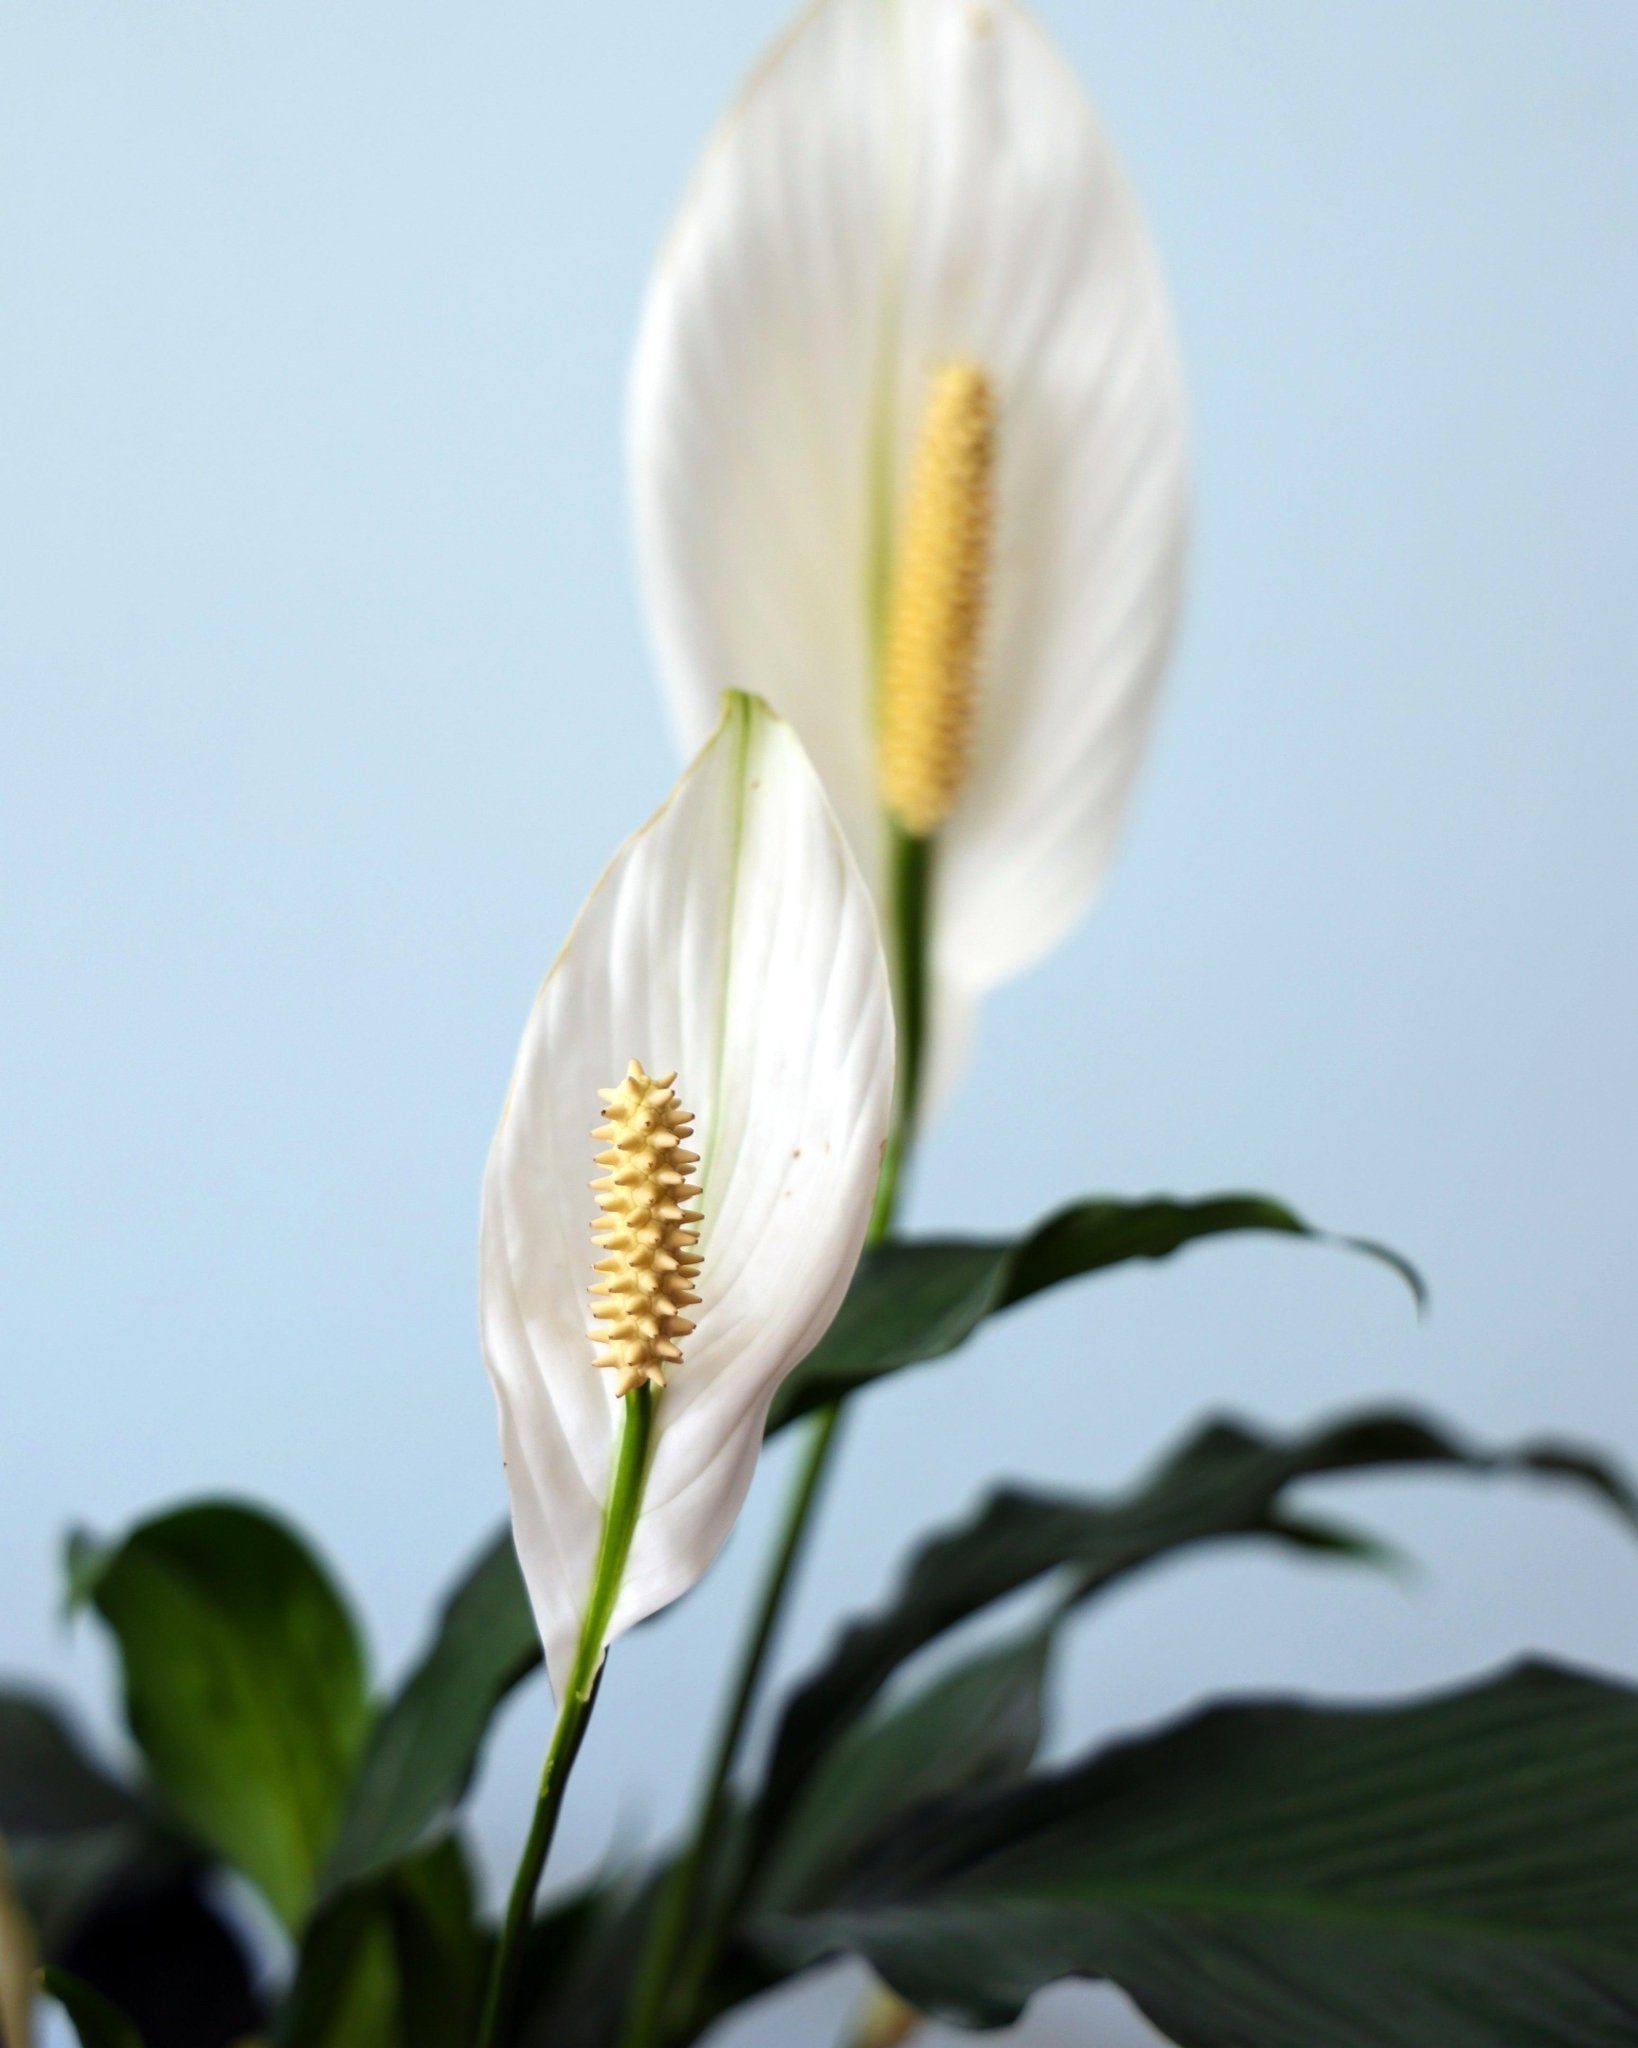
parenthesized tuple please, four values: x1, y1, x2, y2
(0, 1695, 260, 2047)
(0, 1698, 133, 1843)
(1257, 1510, 1410, 1573)
(605, 1642, 1054, 2048)
(68, 1503, 370, 1931)
(0, 1831, 37, 2048)
(278, 1899, 398, 2048)
(36, 1968, 142, 2048)
(384, 1837, 487, 2048)
(512, 1858, 782, 2048)
(755, 1629, 1052, 1912)
(750, 1409, 1638, 1872)
(749, 1660, 1638, 2043)
(510, 1881, 615, 2041)
(279, 1837, 485, 2048)
(769, 1196, 1422, 1431)
(510, 1881, 632, 2048)
(5, 1840, 177, 1987)
(320, 1530, 536, 1902)
(0, 1694, 184, 1963)
(58, 1871, 262, 2048)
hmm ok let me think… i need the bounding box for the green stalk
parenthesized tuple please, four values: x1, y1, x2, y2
(618, 1399, 846, 2048)
(477, 1384, 656, 2048)
(871, 825, 931, 1237)
(619, 829, 933, 2048)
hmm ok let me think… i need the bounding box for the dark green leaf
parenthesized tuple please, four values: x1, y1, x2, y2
(69, 1503, 370, 1930)
(8, 1836, 192, 1985)
(750, 1410, 1637, 1874)
(277, 1897, 399, 2048)
(513, 1878, 656, 2048)
(0, 1693, 185, 1962)
(1, 1697, 268, 2042)
(38, 1966, 145, 2048)
(750, 1660, 1638, 2044)
(755, 1629, 1052, 1912)
(1257, 1510, 1410, 1571)
(279, 1836, 487, 2048)
(59, 1870, 263, 2048)
(0, 1695, 133, 1841)
(1000, 1199, 1422, 1312)
(393, 1204, 1422, 1839)
(513, 1846, 782, 2048)
(321, 1529, 536, 1902)
(769, 1196, 1423, 1432)
(385, 1837, 488, 2048)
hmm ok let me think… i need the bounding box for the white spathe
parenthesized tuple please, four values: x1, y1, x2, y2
(631, 0, 1188, 1104)
(480, 694, 894, 1695)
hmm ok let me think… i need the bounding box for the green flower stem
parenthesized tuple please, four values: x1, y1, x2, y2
(619, 1398, 848, 2048)
(477, 1383, 656, 2048)
(871, 825, 930, 1237)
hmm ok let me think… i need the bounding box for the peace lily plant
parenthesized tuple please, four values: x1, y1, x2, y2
(621, 0, 1188, 2022)
(6, 5, 1637, 2048)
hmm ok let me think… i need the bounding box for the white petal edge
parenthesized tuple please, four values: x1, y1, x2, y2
(631, 0, 1188, 1087)
(479, 694, 894, 1696)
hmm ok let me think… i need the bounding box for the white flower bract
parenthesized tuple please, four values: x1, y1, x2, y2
(631, 0, 1189, 1108)
(479, 695, 894, 1695)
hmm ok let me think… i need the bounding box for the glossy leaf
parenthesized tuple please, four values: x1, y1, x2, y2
(68, 1503, 370, 1931)
(321, 1529, 536, 1901)
(750, 1410, 1637, 1868)
(769, 1196, 1422, 1432)
(37, 1967, 143, 2048)
(750, 1660, 1638, 2043)
(755, 1628, 1052, 1913)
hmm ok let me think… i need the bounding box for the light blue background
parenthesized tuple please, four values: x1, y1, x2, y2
(3, 5, 1635, 2042)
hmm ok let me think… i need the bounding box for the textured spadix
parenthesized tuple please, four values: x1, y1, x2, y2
(631, 0, 1189, 1107)
(588, 1060, 703, 1397)
(878, 360, 995, 837)
(480, 694, 894, 1695)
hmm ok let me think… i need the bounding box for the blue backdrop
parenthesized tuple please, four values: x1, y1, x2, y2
(3, 5, 1634, 2040)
